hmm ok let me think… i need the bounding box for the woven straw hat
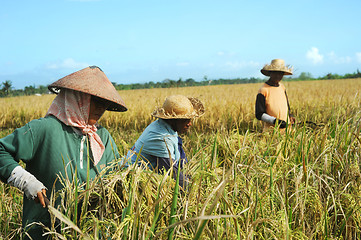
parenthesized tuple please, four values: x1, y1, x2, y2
(48, 66, 127, 112)
(152, 95, 205, 119)
(261, 59, 293, 76)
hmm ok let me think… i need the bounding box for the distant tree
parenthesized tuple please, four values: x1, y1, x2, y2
(169, 80, 176, 88)
(162, 78, 171, 88)
(38, 85, 48, 94)
(177, 78, 183, 87)
(2, 80, 12, 96)
(24, 85, 36, 95)
(185, 78, 196, 86)
(148, 81, 155, 88)
(322, 73, 342, 80)
(298, 72, 313, 80)
(344, 69, 361, 79)
(354, 69, 361, 78)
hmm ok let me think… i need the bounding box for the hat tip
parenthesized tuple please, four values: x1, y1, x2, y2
(89, 66, 103, 72)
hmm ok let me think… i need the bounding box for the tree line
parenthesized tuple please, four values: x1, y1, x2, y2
(1, 69, 361, 97)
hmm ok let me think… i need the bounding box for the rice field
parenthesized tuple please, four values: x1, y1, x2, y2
(1, 78, 361, 239)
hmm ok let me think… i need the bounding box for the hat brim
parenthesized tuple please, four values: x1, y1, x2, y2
(48, 66, 127, 112)
(48, 86, 128, 112)
(261, 69, 293, 76)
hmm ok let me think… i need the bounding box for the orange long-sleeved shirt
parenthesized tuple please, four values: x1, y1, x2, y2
(255, 82, 291, 129)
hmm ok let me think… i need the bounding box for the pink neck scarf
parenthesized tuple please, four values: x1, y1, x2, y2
(46, 89, 105, 166)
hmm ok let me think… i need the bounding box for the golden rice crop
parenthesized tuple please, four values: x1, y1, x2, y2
(1, 78, 361, 239)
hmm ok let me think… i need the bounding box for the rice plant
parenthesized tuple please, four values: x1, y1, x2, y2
(0, 78, 360, 239)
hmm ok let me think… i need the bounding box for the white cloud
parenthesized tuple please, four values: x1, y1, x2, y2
(306, 47, 324, 64)
(224, 60, 259, 69)
(328, 51, 351, 64)
(356, 52, 361, 63)
(46, 58, 89, 70)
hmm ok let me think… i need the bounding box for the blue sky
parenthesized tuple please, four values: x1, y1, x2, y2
(1, 0, 360, 89)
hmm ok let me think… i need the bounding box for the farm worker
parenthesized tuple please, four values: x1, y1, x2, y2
(255, 59, 296, 130)
(0, 66, 127, 239)
(125, 95, 204, 188)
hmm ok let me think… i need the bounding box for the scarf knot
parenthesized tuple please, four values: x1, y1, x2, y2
(81, 125, 97, 135)
(46, 90, 105, 166)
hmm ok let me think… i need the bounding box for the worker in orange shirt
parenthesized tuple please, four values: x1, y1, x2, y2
(255, 59, 296, 130)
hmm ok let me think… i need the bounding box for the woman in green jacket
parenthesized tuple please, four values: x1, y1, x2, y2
(0, 66, 127, 239)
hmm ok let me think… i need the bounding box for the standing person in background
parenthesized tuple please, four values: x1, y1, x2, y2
(0, 66, 127, 239)
(125, 95, 204, 188)
(255, 59, 296, 130)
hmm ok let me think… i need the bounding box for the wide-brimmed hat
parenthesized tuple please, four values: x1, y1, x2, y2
(260, 59, 293, 76)
(48, 66, 127, 112)
(152, 95, 205, 119)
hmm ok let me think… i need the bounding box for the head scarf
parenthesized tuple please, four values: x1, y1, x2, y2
(46, 89, 105, 166)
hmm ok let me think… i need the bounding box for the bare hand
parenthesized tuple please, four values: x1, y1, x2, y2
(35, 189, 48, 208)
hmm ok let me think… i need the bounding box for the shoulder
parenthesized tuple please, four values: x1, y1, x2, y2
(144, 120, 171, 136)
(6, 116, 67, 143)
(136, 121, 177, 149)
(24, 116, 77, 144)
(27, 116, 64, 132)
(96, 124, 107, 133)
(279, 83, 286, 91)
(96, 125, 113, 140)
(258, 83, 269, 95)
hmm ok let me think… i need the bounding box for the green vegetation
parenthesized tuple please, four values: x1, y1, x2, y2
(1, 69, 361, 97)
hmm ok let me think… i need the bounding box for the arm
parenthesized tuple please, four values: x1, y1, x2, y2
(101, 127, 121, 164)
(177, 136, 187, 167)
(0, 122, 47, 207)
(255, 93, 287, 128)
(157, 137, 188, 188)
(255, 93, 267, 120)
(7, 166, 47, 206)
(155, 156, 188, 188)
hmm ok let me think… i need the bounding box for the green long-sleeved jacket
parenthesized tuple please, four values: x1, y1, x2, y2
(0, 115, 120, 239)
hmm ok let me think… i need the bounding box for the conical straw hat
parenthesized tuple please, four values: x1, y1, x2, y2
(152, 95, 205, 119)
(48, 66, 127, 112)
(261, 59, 293, 76)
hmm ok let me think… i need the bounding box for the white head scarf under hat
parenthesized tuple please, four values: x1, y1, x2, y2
(46, 89, 105, 166)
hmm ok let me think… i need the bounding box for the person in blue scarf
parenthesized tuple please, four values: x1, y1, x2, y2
(125, 95, 204, 188)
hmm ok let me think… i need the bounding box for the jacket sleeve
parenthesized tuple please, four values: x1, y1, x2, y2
(155, 156, 188, 188)
(96, 126, 122, 171)
(103, 129, 121, 160)
(0, 123, 36, 182)
(141, 136, 176, 159)
(255, 93, 267, 120)
(177, 136, 187, 165)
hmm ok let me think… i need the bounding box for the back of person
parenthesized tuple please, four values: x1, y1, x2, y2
(258, 82, 288, 129)
(129, 118, 179, 169)
(125, 95, 205, 188)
